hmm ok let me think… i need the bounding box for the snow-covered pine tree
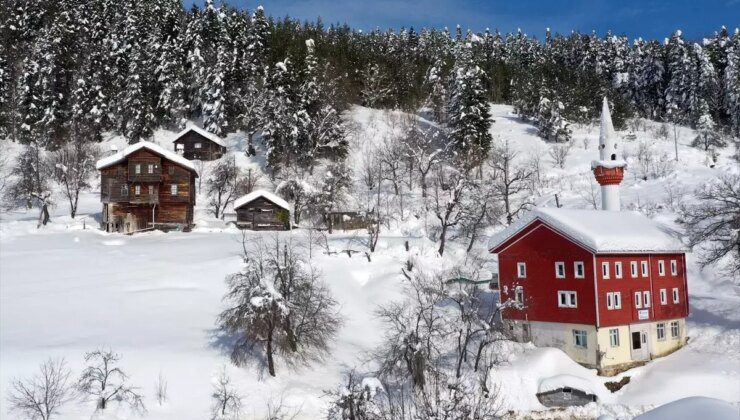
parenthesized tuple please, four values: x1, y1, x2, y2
(664, 30, 694, 124)
(629, 38, 665, 120)
(724, 29, 740, 136)
(536, 91, 571, 143)
(691, 100, 725, 151)
(262, 60, 298, 170)
(155, 32, 189, 128)
(202, 36, 228, 136)
(360, 63, 391, 108)
(446, 43, 492, 167)
(691, 43, 720, 127)
(425, 59, 448, 123)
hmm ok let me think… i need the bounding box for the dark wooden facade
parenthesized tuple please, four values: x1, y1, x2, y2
(100, 149, 197, 233)
(235, 196, 290, 231)
(173, 129, 225, 161)
(326, 211, 372, 231)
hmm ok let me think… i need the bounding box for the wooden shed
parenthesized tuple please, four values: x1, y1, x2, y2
(97, 141, 198, 234)
(172, 125, 226, 161)
(233, 190, 291, 230)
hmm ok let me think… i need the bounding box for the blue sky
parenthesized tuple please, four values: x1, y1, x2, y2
(187, 0, 739, 41)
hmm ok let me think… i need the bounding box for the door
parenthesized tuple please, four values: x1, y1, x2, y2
(629, 325, 650, 361)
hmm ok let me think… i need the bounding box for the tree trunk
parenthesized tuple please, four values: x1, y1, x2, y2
(438, 223, 448, 256)
(266, 330, 276, 377)
(38, 203, 50, 228)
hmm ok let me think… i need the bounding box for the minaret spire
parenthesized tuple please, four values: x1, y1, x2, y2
(592, 97, 626, 211)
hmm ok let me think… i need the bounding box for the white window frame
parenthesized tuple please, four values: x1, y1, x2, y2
(574, 261, 584, 278)
(134, 185, 141, 195)
(658, 260, 665, 276)
(609, 328, 620, 347)
(120, 185, 128, 196)
(555, 262, 565, 279)
(147, 185, 154, 196)
(657, 323, 666, 341)
(670, 321, 680, 339)
(606, 292, 614, 309)
(660, 289, 667, 305)
(671, 260, 678, 276)
(171, 184, 178, 195)
(515, 286, 524, 304)
(194, 142, 202, 149)
(135, 164, 141, 174)
(517, 262, 526, 279)
(641, 261, 649, 277)
(643, 291, 651, 308)
(558, 291, 577, 308)
(614, 292, 621, 309)
(602, 262, 610, 279)
(573, 330, 588, 348)
(634, 291, 642, 308)
(630, 261, 638, 278)
(615, 262, 623, 279)
(147, 163, 154, 174)
(672, 287, 680, 304)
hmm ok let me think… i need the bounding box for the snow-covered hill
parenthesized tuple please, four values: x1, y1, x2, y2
(1, 105, 738, 419)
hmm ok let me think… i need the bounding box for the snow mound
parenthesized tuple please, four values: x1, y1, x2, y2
(489, 207, 685, 253)
(634, 397, 738, 420)
(591, 159, 627, 169)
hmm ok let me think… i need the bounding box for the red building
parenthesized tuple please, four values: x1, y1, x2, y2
(488, 99, 689, 375)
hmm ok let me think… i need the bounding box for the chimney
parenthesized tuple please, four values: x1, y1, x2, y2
(591, 97, 626, 211)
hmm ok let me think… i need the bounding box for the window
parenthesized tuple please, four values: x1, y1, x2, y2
(614, 292, 621, 309)
(602, 262, 610, 279)
(135, 185, 141, 195)
(643, 291, 651, 308)
(672, 288, 680, 304)
(194, 142, 202, 149)
(615, 262, 623, 278)
(555, 262, 565, 278)
(171, 184, 178, 195)
(670, 321, 680, 339)
(609, 328, 620, 347)
(169, 166, 175, 175)
(135, 164, 141, 174)
(573, 330, 588, 348)
(120, 185, 128, 196)
(558, 291, 577, 308)
(574, 261, 584, 278)
(515, 287, 524, 304)
(607, 292, 614, 309)
(658, 260, 665, 276)
(630, 261, 638, 278)
(660, 289, 667, 305)
(147, 185, 154, 196)
(517, 262, 526, 278)
(671, 260, 678, 276)
(147, 164, 154, 174)
(641, 261, 649, 277)
(657, 323, 666, 341)
(634, 291, 642, 308)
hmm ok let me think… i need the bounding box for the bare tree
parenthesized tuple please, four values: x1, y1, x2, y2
(207, 157, 241, 219)
(312, 161, 352, 233)
(210, 369, 241, 420)
(50, 141, 99, 218)
(240, 168, 265, 195)
(548, 142, 572, 169)
(576, 174, 600, 209)
(428, 166, 468, 256)
(7, 358, 72, 420)
(679, 173, 740, 280)
(4, 142, 53, 227)
(488, 139, 534, 224)
(76, 349, 146, 414)
(193, 159, 208, 194)
(217, 236, 342, 377)
(154, 371, 168, 406)
(401, 122, 448, 198)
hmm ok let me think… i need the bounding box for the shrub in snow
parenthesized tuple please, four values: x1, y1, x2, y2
(7, 358, 72, 420)
(210, 369, 241, 420)
(76, 349, 146, 414)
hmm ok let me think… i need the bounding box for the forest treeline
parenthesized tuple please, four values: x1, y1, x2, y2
(1, 0, 738, 158)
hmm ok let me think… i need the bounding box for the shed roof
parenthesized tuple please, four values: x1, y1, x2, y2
(234, 190, 291, 211)
(172, 125, 226, 147)
(488, 207, 685, 254)
(96, 141, 197, 172)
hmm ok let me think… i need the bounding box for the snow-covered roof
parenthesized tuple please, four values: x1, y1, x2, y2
(172, 125, 226, 147)
(488, 207, 686, 254)
(96, 141, 196, 172)
(234, 190, 291, 211)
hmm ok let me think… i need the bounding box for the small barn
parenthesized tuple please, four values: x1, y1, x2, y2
(233, 190, 291, 230)
(172, 125, 226, 161)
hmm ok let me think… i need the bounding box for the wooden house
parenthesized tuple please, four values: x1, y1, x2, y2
(172, 125, 226, 161)
(97, 141, 198, 233)
(233, 190, 291, 230)
(326, 211, 372, 231)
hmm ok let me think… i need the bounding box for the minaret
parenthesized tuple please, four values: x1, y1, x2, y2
(591, 97, 626, 211)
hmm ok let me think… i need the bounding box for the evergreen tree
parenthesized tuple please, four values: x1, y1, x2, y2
(262, 60, 297, 169)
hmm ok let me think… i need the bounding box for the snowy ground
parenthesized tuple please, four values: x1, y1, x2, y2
(1, 104, 739, 419)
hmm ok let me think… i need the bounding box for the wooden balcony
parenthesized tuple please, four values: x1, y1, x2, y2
(129, 194, 159, 204)
(128, 173, 163, 183)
